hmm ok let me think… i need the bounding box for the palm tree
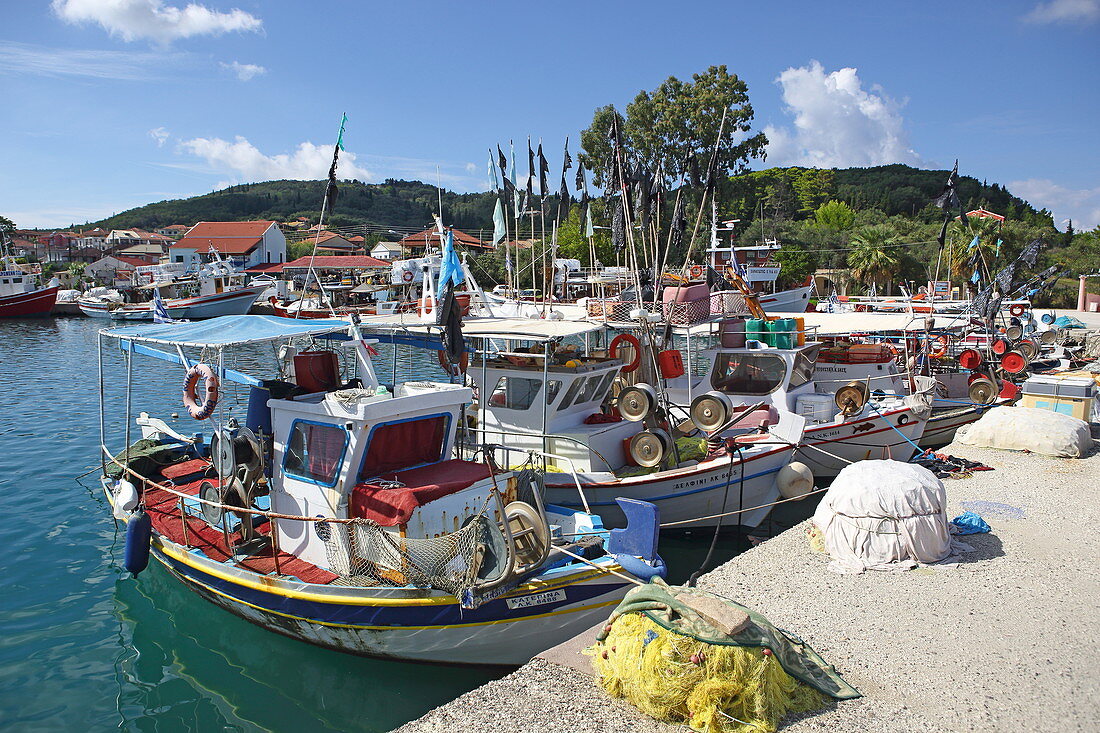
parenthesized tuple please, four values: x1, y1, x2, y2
(942, 214, 1002, 282)
(847, 226, 901, 294)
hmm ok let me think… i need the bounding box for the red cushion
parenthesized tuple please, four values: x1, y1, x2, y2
(350, 459, 493, 527)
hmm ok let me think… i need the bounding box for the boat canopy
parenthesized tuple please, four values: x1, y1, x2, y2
(358, 314, 603, 343)
(100, 314, 352, 347)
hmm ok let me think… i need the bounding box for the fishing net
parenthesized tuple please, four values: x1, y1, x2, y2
(586, 579, 858, 733)
(321, 516, 499, 598)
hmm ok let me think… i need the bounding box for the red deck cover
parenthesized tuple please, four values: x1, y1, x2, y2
(350, 459, 493, 527)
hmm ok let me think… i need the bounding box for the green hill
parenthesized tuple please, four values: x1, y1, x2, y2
(84, 164, 1052, 234)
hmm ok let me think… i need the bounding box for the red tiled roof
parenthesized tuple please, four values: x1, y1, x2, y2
(115, 255, 157, 266)
(186, 221, 275, 237)
(171, 236, 262, 255)
(245, 262, 285, 274)
(282, 255, 389, 269)
(398, 227, 490, 249)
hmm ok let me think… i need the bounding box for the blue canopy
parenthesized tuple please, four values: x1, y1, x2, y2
(101, 314, 352, 347)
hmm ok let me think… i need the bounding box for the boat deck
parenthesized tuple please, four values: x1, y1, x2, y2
(145, 459, 339, 585)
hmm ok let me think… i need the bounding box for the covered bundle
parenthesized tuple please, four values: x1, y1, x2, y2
(586, 579, 859, 733)
(812, 460, 956, 574)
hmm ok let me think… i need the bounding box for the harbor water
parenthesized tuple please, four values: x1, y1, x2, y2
(0, 317, 789, 731)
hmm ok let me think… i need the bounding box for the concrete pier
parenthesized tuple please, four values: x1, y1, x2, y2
(400, 437, 1100, 732)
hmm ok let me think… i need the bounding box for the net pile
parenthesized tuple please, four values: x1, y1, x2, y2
(322, 517, 488, 597)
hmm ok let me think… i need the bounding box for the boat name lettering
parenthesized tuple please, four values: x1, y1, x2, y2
(505, 589, 566, 609)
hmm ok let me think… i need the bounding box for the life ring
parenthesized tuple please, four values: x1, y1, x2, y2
(438, 349, 469, 375)
(1008, 304, 1026, 317)
(855, 304, 870, 312)
(886, 343, 902, 360)
(689, 264, 703, 279)
(930, 335, 949, 358)
(609, 333, 642, 373)
(402, 270, 414, 283)
(183, 364, 219, 420)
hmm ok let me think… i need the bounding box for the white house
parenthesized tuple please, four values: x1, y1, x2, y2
(370, 241, 403, 260)
(168, 220, 287, 271)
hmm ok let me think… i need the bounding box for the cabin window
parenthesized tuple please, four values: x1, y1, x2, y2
(557, 377, 586, 409)
(576, 372, 614, 405)
(283, 421, 349, 486)
(789, 345, 821, 388)
(488, 376, 546, 410)
(174, 256, 184, 263)
(358, 414, 449, 478)
(710, 353, 787, 395)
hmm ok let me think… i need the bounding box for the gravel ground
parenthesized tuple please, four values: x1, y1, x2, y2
(400, 437, 1100, 733)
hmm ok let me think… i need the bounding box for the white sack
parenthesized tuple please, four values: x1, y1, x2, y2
(812, 460, 953, 574)
(955, 406, 1091, 458)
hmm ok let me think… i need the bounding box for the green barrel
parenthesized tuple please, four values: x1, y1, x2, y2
(768, 318, 795, 349)
(745, 318, 768, 345)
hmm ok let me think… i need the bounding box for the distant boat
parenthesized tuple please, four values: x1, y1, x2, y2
(0, 257, 59, 318)
(79, 260, 265, 320)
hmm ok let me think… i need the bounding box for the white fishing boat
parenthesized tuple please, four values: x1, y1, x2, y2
(80, 259, 265, 320)
(96, 314, 665, 665)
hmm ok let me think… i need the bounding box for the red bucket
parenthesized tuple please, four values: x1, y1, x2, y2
(991, 338, 1009, 355)
(999, 381, 1020, 399)
(1000, 351, 1028, 375)
(958, 348, 983, 370)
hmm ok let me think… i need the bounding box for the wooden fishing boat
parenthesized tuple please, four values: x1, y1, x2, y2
(96, 314, 664, 665)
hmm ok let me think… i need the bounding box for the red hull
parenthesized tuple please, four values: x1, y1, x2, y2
(0, 285, 59, 318)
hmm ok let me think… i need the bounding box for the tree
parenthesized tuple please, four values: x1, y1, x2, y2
(847, 226, 902, 293)
(771, 242, 818, 287)
(579, 65, 767, 188)
(791, 168, 834, 214)
(815, 200, 855, 230)
(0, 215, 14, 233)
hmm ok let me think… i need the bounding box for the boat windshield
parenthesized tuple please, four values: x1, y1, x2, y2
(710, 352, 787, 395)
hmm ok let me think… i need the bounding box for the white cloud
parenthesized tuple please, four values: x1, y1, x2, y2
(177, 136, 373, 187)
(148, 126, 170, 146)
(0, 41, 165, 80)
(464, 162, 477, 173)
(220, 60, 265, 81)
(1024, 0, 1100, 24)
(764, 60, 920, 168)
(52, 0, 262, 43)
(1009, 178, 1100, 231)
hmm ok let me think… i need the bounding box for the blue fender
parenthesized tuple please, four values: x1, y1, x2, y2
(124, 510, 152, 576)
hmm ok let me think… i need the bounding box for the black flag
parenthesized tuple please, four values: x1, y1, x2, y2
(611, 197, 626, 252)
(326, 148, 340, 211)
(537, 143, 550, 197)
(575, 161, 586, 192)
(558, 139, 572, 222)
(497, 144, 515, 199)
(1019, 238, 1042, 267)
(686, 153, 702, 188)
(527, 138, 535, 199)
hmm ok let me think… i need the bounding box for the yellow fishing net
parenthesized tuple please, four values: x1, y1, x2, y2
(587, 612, 825, 733)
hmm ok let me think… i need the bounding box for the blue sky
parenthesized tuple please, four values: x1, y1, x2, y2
(2, 0, 1098, 230)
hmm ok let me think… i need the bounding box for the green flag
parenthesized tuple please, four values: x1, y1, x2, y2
(335, 113, 347, 151)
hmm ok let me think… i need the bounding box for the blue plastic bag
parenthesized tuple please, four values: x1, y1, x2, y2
(950, 511, 991, 535)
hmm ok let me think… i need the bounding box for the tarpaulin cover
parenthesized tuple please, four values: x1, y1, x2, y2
(597, 578, 860, 700)
(350, 459, 492, 526)
(102, 314, 350, 347)
(957, 406, 1091, 458)
(812, 460, 960, 574)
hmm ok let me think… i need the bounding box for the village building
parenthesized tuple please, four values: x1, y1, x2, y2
(155, 224, 190, 239)
(280, 255, 389, 279)
(168, 220, 287, 270)
(85, 254, 160, 287)
(370, 241, 403, 260)
(397, 227, 492, 255)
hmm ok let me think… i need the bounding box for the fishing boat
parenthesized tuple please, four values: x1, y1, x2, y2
(79, 260, 265, 320)
(96, 314, 664, 665)
(0, 257, 59, 318)
(380, 318, 809, 531)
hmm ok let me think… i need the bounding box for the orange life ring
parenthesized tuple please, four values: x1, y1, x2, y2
(1008, 304, 1025, 317)
(886, 343, 902, 360)
(402, 270, 414, 283)
(609, 333, 642, 373)
(438, 349, 469, 376)
(930, 335, 950, 358)
(183, 364, 219, 420)
(689, 265, 703, 279)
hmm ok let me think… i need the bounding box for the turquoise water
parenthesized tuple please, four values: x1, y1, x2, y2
(0, 317, 798, 731)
